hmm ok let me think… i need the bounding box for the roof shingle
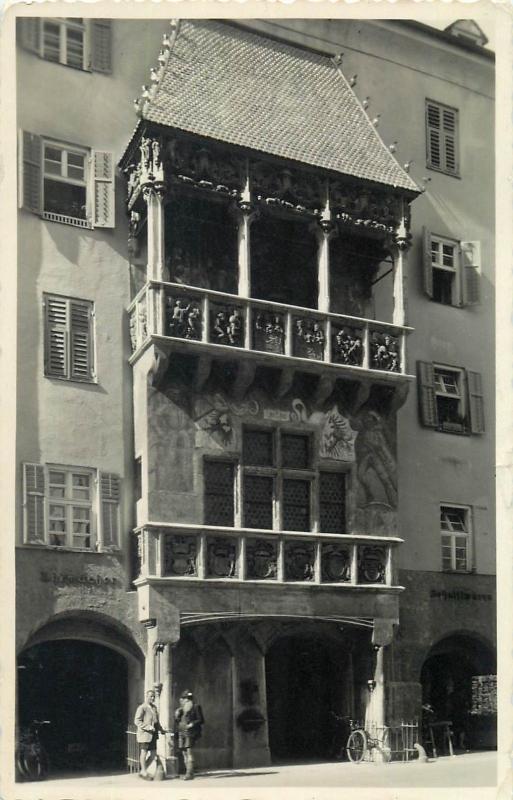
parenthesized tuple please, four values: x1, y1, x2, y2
(142, 20, 418, 193)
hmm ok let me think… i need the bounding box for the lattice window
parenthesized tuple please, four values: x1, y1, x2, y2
(204, 461, 234, 526)
(319, 472, 346, 533)
(243, 475, 273, 529)
(282, 479, 310, 531)
(281, 433, 309, 469)
(242, 429, 274, 467)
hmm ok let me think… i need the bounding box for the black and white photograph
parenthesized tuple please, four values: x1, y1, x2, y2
(1, 4, 510, 798)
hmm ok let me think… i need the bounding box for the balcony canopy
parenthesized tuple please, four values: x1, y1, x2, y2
(130, 19, 418, 194)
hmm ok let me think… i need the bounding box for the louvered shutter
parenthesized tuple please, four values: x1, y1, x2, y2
(18, 19, 40, 54)
(442, 108, 458, 174)
(90, 20, 112, 74)
(99, 473, 120, 548)
(467, 371, 485, 434)
(23, 463, 46, 543)
(417, 361, 438, 428)
(461, 241, 481, 305)
(426, 103, 442, 170)
(20, 131, 42, 213)
(422, 227, 433, 298)
(44, 295, 69, 378)
(92, 151, 115, 228)
(70, 300, 94, 380)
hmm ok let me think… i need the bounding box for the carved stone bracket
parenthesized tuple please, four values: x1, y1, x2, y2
(389, 381, 411, 413)
(351, 380, 371, 414)
(275, 367, 296, 400)
(314, 374, 335, 406)
(194, 355, 213, 392)
(231, 361, 257, 401)
(148, 345, 170, 388)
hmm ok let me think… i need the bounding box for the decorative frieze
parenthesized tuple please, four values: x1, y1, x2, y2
(246, 538, 278, 581)
(165, 137, 245, 196)
(206, 537, 237, 579)
(166, 296, 202, 341)
(251, 160, 324, 216)
(358, 546, 386, 584)
(284, 541, 315, 582)
(210, 304, 245, 347)
(332, 325, 364, 367)
(330, 180, 403, 233)
(321, 543, 351, 583)
(163, 533, 198, 577)
(370, 331, 400, 372)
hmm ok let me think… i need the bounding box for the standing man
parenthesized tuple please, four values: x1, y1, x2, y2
(134, 688, 164, 780)
(174, 690, 204, 780)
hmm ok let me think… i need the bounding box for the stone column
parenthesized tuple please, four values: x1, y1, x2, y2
(144, 186, 166, 283)
(316, 197, 334, 313)
(237, 176, 255, 298)
(392, 201, 411, 327)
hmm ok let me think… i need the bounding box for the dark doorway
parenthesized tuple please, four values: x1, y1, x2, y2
(265, 635, 341, 762)
(421, 634, 496, 751)
(18, 640, 128, 774)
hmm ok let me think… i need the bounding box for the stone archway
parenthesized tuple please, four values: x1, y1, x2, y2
(17, 613, 144, 776)
(420, 632, 496, 751)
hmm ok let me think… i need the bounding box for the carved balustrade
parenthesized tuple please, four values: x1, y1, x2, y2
(129, 281, 410, 374)
(131, 524, 398, 587)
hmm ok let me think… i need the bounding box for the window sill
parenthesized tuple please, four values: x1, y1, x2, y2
(44, 374, 97, 386)
(20, 543, 120, 555)
(436, 425, 470, 436)
(426, 164, 461, 180)
(41, 211, 92, 229)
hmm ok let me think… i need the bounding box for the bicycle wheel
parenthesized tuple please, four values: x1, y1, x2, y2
(16, 749, 28, 780)
(20, 748, 46, 781)
(347, 730, 367, 763)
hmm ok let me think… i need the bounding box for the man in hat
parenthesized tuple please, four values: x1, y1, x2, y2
(134, 688, 164, 779)
(174, 690, 204, 780)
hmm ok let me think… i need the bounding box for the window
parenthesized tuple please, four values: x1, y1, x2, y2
(426, 100, 459, 175)
(417, 362, 485, 435)
(422, 229, 481, 306)
(23, 463, 121, 550)
(19, 132, 115, 229)
(203, 428, 347, 533)
(44, 294, 95, 382)
(18, 18, 112, 74)
(440, 505, 472, 572)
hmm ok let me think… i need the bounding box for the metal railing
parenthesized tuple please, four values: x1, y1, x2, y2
(126, 725, 139, 774)
(128, 281, 411, 376)
(131, 524, 401, 588)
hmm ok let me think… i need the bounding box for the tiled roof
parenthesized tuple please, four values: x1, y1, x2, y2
(142, 20, 418, 193)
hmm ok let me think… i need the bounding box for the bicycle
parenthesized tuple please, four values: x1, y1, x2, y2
(346, 721, 391, 764)
(16, 720, 50, 781)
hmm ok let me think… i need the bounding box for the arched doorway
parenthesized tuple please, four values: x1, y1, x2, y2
(421, 633, 496, 751)
(18, 640, 129, 774)
(265, 634, 345, 762)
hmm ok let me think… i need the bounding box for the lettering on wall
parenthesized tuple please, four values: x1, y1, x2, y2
(40, 571, 119, 587)
(430, 589, 493, 601)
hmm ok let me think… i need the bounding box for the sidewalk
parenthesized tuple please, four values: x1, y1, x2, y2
(12, 751, 498, 796)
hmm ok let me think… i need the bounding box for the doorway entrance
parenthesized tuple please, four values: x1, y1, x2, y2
(18, 640, 128, 774)
(265, 634, 344, 762)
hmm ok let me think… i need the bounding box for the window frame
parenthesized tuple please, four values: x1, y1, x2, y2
(203, 426, 349, 535)
(43, 292, 96, 383)
(440, 503, 473, 573)
(47, 465, 95, 549)
(426, 99, 460, 177)
(41, 138, 90, 225)
(433, 364, 468, 434)
(430, 234, 461, 306)
(41, 18, 89, 70)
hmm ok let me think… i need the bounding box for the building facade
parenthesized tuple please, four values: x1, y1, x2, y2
(14, 16, 495, 773)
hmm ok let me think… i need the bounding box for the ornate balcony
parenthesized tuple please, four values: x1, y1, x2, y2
(131, 523, 402, 589)
(128, 281, 413, 379)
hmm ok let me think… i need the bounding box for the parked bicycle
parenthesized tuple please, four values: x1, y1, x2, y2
(16, 720, 50, 780)
(346, 720, 391, 763)
(328, 712, 353, 760)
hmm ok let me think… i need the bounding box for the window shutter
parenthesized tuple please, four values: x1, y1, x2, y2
(20, 131, 42, 214)
(18, 19, 40, 54)
(426, 103, 442, 169)
(442, 108, 458, 174)
(44, 295, 69, 378)
(422, 227, 433, 298)
(70, 301, 94, 380)
(92, 151, 115, 228)
(461, 241, 481, 305)
(417, 361, 438, 428)
(467, 371, 485, 434)
(23, 463, 46, 543)
(99, 472, 120, 548)
(90, 20, 112, 74)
